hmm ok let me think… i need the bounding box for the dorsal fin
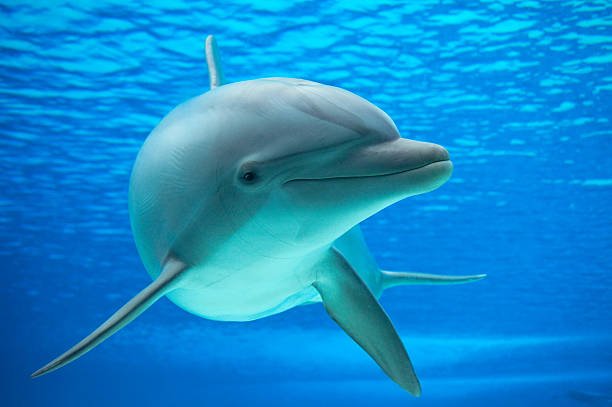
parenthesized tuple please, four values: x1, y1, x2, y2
(205, 35, 225, 90)
(31, 258, 187, 378)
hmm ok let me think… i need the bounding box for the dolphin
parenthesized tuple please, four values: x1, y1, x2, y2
(32, 36, 485, 396)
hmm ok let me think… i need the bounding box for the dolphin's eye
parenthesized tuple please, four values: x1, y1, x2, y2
(239, 162, 260, 185)
(242, 171, 257, 183)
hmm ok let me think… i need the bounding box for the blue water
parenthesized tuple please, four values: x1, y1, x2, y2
(2, 1, 611, 406)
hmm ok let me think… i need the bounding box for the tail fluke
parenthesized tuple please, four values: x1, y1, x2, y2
(381, 270, 486, 290)
(31, 258, 186, 378)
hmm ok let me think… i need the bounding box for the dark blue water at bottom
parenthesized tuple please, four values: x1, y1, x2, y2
(9, 328, 612, 406)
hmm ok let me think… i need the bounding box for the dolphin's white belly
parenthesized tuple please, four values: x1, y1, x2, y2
(163, 227, 382, 321)
(165, 255, 322, 321)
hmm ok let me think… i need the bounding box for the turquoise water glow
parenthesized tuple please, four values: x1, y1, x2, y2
(1, 1, 611, 406)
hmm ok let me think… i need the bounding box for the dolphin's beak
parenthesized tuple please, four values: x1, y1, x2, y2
(286, 138, 452, 185)
(339, 138, 450, 179)
(282, 138, 452, 239)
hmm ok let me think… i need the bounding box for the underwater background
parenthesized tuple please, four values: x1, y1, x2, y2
(1, 0, 611, 406)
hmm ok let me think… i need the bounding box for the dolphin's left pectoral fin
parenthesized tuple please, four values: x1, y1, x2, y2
(313, 249, 421, 396)
(31, 257, 187, 378)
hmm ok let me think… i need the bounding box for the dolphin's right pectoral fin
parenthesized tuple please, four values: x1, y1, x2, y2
(31, 257, 187, 378)
(313, 249, 421, 397)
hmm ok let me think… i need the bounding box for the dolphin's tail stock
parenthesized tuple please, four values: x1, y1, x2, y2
(31, 258, 187, 378)
(381, 270, 486, 290)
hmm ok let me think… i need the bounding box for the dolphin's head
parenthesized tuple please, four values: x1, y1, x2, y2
(207, 78, 452, 254)
(130, 78, 452, 265)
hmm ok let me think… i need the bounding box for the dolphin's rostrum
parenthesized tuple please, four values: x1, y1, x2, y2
(32, 36, 485, 396)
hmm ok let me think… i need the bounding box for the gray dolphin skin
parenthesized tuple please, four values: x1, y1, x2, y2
(32, 35, 485, 396)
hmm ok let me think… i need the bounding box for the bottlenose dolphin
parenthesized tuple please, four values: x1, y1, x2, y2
(32, 36, 485, 396)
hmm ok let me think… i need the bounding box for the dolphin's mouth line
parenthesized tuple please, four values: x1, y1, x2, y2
(284, 159, 451, 184)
